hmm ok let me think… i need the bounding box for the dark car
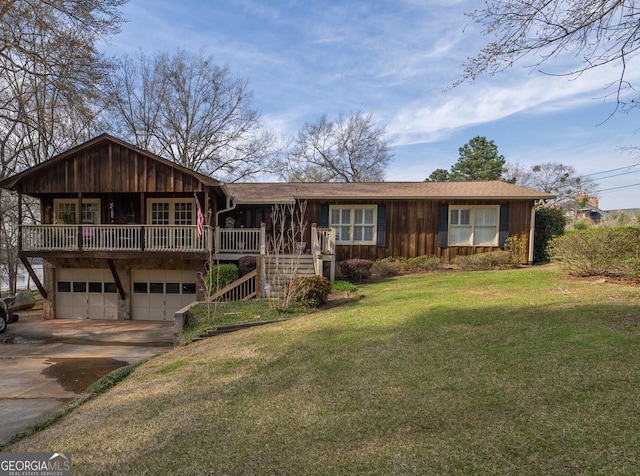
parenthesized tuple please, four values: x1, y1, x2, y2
(0, 296, 18, 333)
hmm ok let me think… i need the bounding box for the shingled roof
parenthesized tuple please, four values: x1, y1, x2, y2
(226, 181, 554, 204)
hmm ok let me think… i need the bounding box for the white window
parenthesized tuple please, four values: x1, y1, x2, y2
(330, 206, 376, 245)
(54, 199, 101, 224)
(449, 206, 499, 246)
(147, 199, 194, 225)
(147, 198, 197, 248)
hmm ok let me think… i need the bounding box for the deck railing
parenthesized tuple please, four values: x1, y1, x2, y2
(215, 227, 263, 254)
(20, 225, 213, 253)
(20, 224, 335, 259)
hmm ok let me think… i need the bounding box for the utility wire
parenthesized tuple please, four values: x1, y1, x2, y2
(579, 163, 640, 178)
(595, 182, 640, 193)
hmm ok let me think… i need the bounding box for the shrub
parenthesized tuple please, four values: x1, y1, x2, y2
(404, 255, 443, 272)
(504, 236, 527, 265)
(373, 255, 442, 275)
(238, 256, 257, 276)
(292, 276, 331, 307)
(453, 251, 513, 270)
(205, 263, 239, 293)
(331, 280, 357, 292)
(371, 260, 400, 278)
(338, 259, 374, 282)
(548, 226, 640, 278)
(572, 218, 593, 230)
(534, 206, 566, 262)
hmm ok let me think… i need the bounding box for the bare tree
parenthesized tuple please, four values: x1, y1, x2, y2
(460, 1, 640, 112)
(265, 201, 307, 311)
(0, 0, 124, 292)
(505, 162, 598, 203)
(284, 111, 393, 182)
(0, 0, 122, 175)
(107, 50, 280, 181)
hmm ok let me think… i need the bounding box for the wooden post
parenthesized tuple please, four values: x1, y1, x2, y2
(260, 222, 266, 255)
(17, 191, 22, 252)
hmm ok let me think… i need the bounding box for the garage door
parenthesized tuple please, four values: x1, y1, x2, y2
(56, 269, 118, 319)
(131, 269, 198, 321)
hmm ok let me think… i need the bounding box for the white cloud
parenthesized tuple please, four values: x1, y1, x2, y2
(387, 60, 640, 146)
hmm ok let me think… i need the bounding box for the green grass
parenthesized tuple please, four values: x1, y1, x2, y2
(178, 299, 312, 345)
(7, 266, 640, 475)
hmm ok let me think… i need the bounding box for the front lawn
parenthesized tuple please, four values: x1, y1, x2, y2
(7, 265, 640, 475)
(178, 300, 313, 345)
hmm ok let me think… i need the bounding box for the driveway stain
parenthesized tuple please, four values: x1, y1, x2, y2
(41, 357, 130, 393)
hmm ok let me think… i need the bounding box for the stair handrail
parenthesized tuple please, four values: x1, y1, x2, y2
(208, 269, 258, 302)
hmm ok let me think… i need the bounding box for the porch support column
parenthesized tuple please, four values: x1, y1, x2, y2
(77, 192, 83, 251)
(528, 201, 536, 265)
(107, 259, 126, 300)
(17, 191, 22, 251)
(20, 256, 47, 299)
(260, 222, 266, 255)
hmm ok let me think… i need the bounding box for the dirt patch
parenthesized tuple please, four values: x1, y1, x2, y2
(317, 291, 362, 311)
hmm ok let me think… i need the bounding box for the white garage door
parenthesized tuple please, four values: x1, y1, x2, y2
(56, 269, 118, 319)
(131, 269, 198, 321)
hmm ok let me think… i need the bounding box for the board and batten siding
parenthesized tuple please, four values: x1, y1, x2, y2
(306, 199, 535, 264)
(15, 142, 207, 195)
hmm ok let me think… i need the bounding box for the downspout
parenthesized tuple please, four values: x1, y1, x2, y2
(215, 183, 236, 227)
(528, 201, 537, 265)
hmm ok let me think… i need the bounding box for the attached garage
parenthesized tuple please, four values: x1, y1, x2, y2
(56, 268, 118, 319)
(131, 269, 198, 321)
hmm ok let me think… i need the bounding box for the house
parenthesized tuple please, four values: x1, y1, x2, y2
(558, 195, 606, 225)
(223, 180, 552, 264)
(0, 134, 230, 321)
(0, 135, 553, 321)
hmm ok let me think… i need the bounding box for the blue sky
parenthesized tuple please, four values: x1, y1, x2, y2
(101, 0, 640, 210)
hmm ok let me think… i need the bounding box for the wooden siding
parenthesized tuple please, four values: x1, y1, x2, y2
(305, 198, 534, 263)
(16, 142, 209, 195)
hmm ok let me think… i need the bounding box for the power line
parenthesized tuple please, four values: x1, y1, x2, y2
(592, 169, 640, 181)
(595, 182, 640, 193)
(579, 163, 640, 178)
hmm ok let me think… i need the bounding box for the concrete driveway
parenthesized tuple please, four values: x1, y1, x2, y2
(0, 313, 174, 445)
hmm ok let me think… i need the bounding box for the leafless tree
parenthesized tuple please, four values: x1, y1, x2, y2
(265, 201, 307, 311)
(107, 50, 281, 181)
(460, 1, 640, 112)
(0, 0, 124, 292)
(284, 111, 393, 182)
(505, 162, 598, 203)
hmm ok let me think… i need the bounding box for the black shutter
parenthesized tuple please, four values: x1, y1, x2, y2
(320, 204, 329, 228)
(376, 204, 386, 247)
(498, 203, 510, 248)
(438, 203, 448, 248)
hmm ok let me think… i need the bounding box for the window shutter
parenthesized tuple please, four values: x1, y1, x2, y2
(499, 203, 510, 248)
(376, 204, 386, 247)
(438, 203, 448, 248)
(320, 204, 329, 228)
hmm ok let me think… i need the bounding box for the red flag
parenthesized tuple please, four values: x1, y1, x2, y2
(195, 194, 204, 237)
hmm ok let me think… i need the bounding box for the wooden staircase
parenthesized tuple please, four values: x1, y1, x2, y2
(208, 254, 319, 302)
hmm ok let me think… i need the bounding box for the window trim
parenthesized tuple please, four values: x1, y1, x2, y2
(448, 205, 500, 246)
(329, 205, 377, 245)
(53, 198, 101, 224)
(146, 198, 196, 226)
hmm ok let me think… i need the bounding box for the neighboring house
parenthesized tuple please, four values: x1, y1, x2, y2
(0, 135, 553, 321)
(558, 196, 607, 225)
